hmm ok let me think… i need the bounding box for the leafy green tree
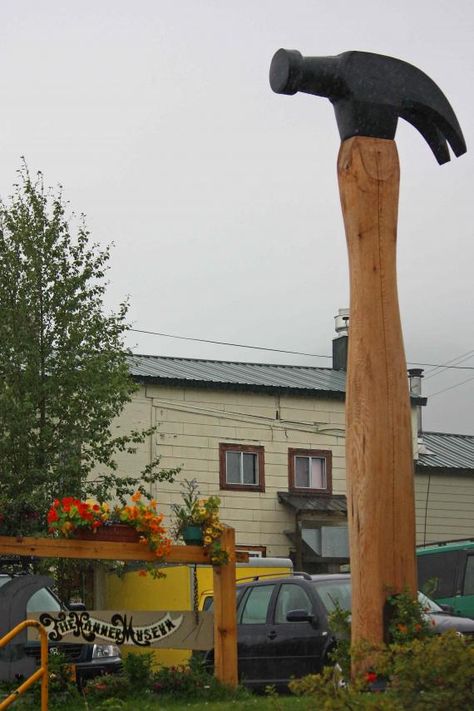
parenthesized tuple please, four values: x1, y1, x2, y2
(0, 162, 177, 535)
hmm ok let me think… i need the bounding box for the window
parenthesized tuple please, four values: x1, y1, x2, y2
(288, 448, 332, 493)
(238, 584, 275, 624)
(275, 583, 312, 623)
(463, 556, 474, 596)
(236, 546, 266, 558)
(219, 444, 265, 492)
(417, 551, 459, 598)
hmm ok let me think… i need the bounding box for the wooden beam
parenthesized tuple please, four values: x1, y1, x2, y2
(0, 535, 248, 564)
(0, 535, 209, 564)
(213, 526, 238, 687)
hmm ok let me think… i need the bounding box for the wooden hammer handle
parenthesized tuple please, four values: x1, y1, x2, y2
(337, 137, 417, 647)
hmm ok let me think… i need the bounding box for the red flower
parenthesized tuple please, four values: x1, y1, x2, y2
(365, 671, 378, 684)
(47, 508, 59, 523)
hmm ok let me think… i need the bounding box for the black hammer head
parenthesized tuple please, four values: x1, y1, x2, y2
(269, 49, 466, 164)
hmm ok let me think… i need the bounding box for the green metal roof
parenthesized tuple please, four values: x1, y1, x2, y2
(416, 431, 474, 472)
(417, 538, 474, 554)
(127, 354, 347, 397)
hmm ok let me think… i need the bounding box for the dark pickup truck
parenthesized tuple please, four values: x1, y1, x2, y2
(0, 572, 122, 685)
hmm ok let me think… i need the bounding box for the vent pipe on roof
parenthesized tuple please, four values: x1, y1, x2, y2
(408, 368, 424, 435)
(333, 308, 349, 370)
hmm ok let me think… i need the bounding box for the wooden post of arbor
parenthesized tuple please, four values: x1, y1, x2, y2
(0, 529, 241, 687)
(212, 526, 237, 687)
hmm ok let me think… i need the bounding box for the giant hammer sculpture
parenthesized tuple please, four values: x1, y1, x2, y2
(269, 50, 466, 658)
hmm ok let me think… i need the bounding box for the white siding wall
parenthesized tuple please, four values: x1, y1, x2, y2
(415, 472, 474, 544)
(113, 384, 346, 558)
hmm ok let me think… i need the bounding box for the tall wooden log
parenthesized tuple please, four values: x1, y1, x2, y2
(337, 136, 417, 653)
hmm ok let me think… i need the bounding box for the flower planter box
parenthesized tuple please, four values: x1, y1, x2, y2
(73, 524, 141, 543)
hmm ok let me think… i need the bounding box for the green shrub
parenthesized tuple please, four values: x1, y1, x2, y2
(379, 631, 474, 710)
(85, 673, 131, 702)
(0, 651, 80, 709)
(290, 633, 474, 710)
(152, 656, 251, 701)
(122, 651, 154, 690)
(290, 591, 474, 711)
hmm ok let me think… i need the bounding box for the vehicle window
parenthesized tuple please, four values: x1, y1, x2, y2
(239, 585, 275, 624)
(202, 595, 214, 611)
(312, 579, 352, 612)
(274, 583, 312, 623)
(27, 587, 62, 613)
(417, 552, 458, 598)
(202, 587, 244, 612)
(463, 555, 474, 596)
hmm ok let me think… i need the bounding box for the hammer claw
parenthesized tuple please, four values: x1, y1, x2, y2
(270, 49, 466, 164)
(400, 108, 451, 164)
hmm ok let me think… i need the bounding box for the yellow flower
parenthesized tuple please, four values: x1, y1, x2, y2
(204, 535, 212, 545)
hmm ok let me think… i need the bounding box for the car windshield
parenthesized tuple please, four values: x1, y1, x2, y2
(312, 578, 444, 615)
(312, 579, 352, 612)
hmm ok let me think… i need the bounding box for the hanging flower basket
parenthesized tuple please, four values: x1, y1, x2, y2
(171, 479, 228, 565)
(182, 524, 203, 546)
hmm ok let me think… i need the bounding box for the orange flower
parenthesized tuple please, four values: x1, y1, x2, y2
(131, 491, 141, 502)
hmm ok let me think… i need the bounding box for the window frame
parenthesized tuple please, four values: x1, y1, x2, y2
(288, 448, 332, 494)
(219, 443, 265, 492)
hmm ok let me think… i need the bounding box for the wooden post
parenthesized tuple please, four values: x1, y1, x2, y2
(212, 526, 237, 687)
(337, 137, 417, 656)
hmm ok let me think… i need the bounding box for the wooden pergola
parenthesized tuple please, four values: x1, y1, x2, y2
(0, 526, 241, 686)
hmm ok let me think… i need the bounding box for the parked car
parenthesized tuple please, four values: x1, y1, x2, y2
(417, 539, 474, 618)
(201, 572, 474, 690)
(0, 573, 122, 686)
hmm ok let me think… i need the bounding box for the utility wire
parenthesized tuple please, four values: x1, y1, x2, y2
(424, 349, 474, 379)
(428, 373, 474, 398)
(129, 327, 474, 371)
(129, 328, 329, 359)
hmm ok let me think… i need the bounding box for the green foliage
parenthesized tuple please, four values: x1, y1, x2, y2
(386, 589, 433, 643)
(122, 651, 155, 691)
(289, 592, 474, 711)
(289, 666, 398, 710)
(152, 655, 249, 700)
(170, 478, 228, 565)
(84, 654, 251, 704)
(377, 631, 474, 710)
(0, 161, 178, 538)
(0, 650, 80, 708)
(327, 603, 351, 678)
(85, 672, 131, 702)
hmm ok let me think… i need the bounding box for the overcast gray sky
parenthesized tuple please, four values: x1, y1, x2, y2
(0, 1, 472, 434)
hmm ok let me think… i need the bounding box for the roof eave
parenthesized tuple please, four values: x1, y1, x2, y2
(131, 374, 346, 399)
